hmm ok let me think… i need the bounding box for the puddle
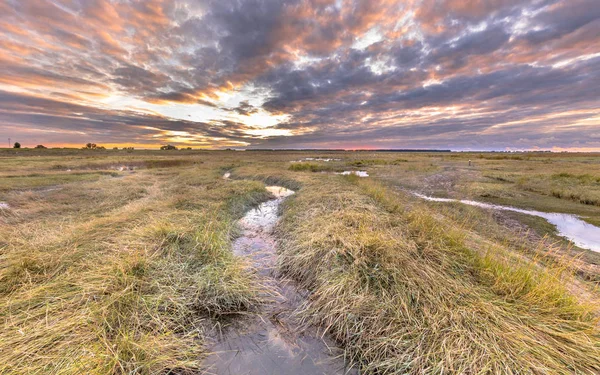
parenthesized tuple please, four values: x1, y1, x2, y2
(223, 172, 231, 179)
(414, 193, 600, 252)
(202, 186, 356, 375)
(291, 157, 341, 162)
(265, 186, 295, 198)
(0, 202, 9, 210)
(116, 165, 135, 171)
(339, 171, 369, 177)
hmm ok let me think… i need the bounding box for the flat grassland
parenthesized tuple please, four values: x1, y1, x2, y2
(1, 148, 599, 374)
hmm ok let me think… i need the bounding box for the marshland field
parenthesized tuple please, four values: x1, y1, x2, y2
(1, 148, 600, 374)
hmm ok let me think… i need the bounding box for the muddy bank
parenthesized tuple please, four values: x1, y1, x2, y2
(202, 186, 356, 375)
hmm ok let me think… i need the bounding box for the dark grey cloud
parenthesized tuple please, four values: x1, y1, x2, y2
(111, 64, 170, 95)
(226, 101, 260, 116)
(0, 0, 598, 149)
(522, 0, 600, 44)
(429, 25, 510, 70)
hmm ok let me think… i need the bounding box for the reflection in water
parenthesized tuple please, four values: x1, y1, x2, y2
(202, 186, 356, 375)
(414, 193, 600, 252)
(339, 171, 369, 177)
(291, 157, 342, 162)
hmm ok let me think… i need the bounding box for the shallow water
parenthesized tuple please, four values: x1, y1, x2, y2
(292, 157, 341, 162)
(414, 193, 600, 252)
(202, 186, 356, 375)
(222, 172, 231, 179)
(116, 165, 135, 171)
(339, 171, 369, 177)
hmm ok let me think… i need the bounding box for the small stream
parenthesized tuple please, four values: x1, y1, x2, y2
(414, 193, 600, 252)
(202, 186, 356, 375)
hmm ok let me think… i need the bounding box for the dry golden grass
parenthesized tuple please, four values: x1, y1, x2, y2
(0, 155, 270, 374)
(277, 175, 600, 374)
(1, 149, 599, 374)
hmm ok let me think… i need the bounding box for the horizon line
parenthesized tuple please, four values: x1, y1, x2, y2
(2, 147, 599, 153)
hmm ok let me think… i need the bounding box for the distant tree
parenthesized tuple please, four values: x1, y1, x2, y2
(160, 144, 177, 150)
(113, 147, 119, 150)
(13, 142, 21, 148)
(84, 143, 97, 149)
(35, 145, 47, 149)
(96, 146, 106, 150)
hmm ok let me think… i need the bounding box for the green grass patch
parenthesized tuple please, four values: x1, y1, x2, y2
(288, 162, 332, 172)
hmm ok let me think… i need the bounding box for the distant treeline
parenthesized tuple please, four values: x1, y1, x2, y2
(371, 149, 451, 152)
(245, 148, 452, 152)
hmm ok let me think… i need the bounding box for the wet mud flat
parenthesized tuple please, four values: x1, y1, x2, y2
(202, 186, 357, 375)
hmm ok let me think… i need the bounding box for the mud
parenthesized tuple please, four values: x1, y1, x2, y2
(202, 186, 357, 375)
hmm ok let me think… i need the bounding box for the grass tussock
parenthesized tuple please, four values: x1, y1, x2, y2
(348, 158, 409, 167)
(277, 176, 600, 374)
(288, 162, 332, 172)
(515, 174, 600, 207)
(550, 189, 600, 206)
(0, 166, 268, 374)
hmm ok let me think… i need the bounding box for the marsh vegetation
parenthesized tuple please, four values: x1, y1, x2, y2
(0, 149, 599, 374)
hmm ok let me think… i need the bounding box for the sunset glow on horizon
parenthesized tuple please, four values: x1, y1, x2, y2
(1, 0, 599, 150)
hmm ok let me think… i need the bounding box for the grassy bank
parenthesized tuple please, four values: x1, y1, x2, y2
(277, 175, 600, 374)
(0, 155, 271, 373)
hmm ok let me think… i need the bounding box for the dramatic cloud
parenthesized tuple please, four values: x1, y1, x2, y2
(0, 0, 599, 149)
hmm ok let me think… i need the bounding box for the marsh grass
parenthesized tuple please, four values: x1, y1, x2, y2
(288, 162, 333, 172)
(277, 175, 600, 374)
(0, 171, 118, 191)
(0, 158, 269, 374)
(515, 172, 600, 207)
(2, 150, 599, 374)
(348, 158, 409, 167)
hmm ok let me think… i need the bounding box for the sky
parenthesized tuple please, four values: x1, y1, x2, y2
(1, 0, 599, 150)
